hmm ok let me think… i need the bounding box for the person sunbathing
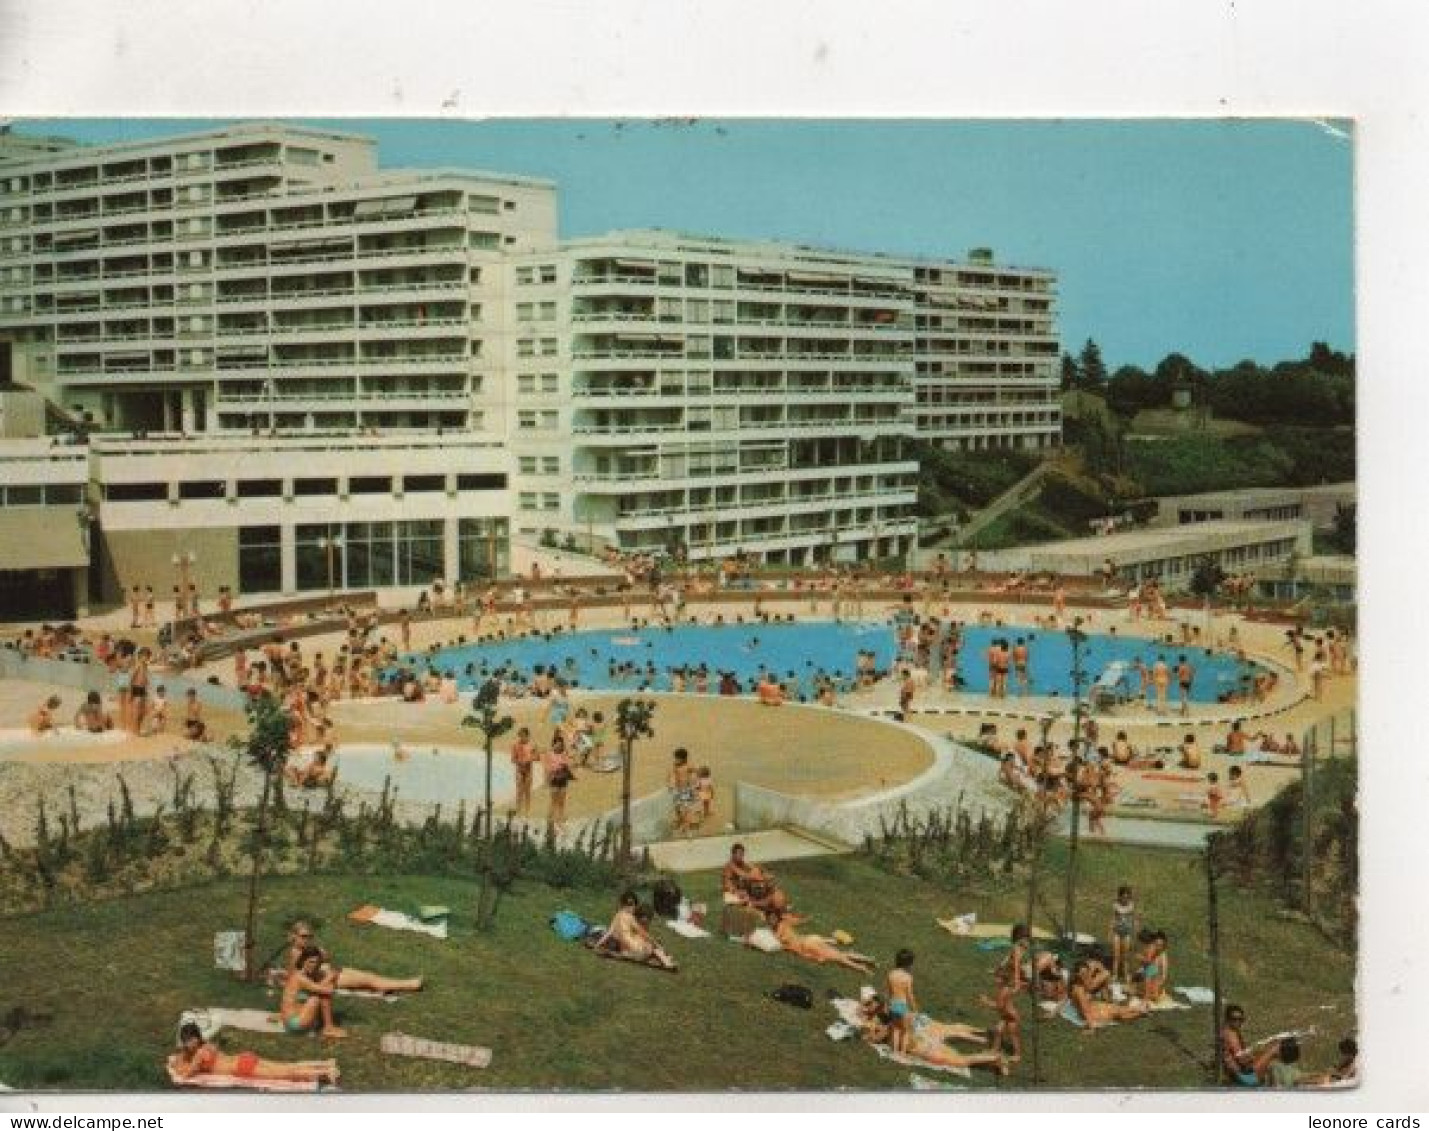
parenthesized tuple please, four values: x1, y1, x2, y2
(172, 1021, 338, 1085)
(280, 947, 346, 1038)
(768, 910, 876, 973)
(284, 921, 423, 995)
(858, 996, 1007, 1074)
(285, 745, 336, 789)
(1067, 960, 1149, 1030)
(590, 891, 678, 970)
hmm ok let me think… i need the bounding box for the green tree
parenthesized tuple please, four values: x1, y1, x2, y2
(461, 677, 514, 929)
(1189, 554, 1228, 599)
(1078, 338, 1108, 386)
(615, 698, 657, 867)
(237, 693, 293, 981)
(1060, 351, 1081, 391)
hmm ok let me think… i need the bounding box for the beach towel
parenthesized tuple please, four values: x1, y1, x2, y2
(213, 931, 246, 972)
(665, 919, 711, 939)
(177, 1008, 284, 1044)
(380, 1031, 491, 1069)
(826, 1021, 857, 1042)
(745, 926, 782, 953)
(1141, 772, 1204, 784)
(937, 919, 1097, 946)
(1146, 996, 1191, 1012)
(166, 1057, 324, 1093)
(1175, 986, 1215, 1005)
(348, 905, 448, 939)
(874, 1044, 972, 1079)
(908, 1071, 965, 1091)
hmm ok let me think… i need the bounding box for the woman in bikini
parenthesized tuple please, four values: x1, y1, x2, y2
(280, 947, 346, 1038)
(768, 909, 876, 973)
(591, 890, 678, 970)
(173, 1022, 338, 1085)
(858, 998, 1008, 1074)
(543, 732, 574, 830)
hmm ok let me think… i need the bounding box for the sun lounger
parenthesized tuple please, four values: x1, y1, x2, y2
(166, 1057, 325, 1093)
(379, 1031, 491, 1069)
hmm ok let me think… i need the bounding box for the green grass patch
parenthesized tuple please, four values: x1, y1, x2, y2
(0, 843, 1354, 1092)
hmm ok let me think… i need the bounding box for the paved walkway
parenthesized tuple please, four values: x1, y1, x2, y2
(643, 827, 847, 873)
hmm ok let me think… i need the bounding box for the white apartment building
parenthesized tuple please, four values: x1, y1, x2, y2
(506, 231, 921, 565)
(907, 251, 1061, 451)
(0, 122, 1062, 604)
(0, 122, 557, 436)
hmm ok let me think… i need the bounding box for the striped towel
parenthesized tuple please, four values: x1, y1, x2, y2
(166, 1058, 325, 1093)
(380, 1031, 491, 1069)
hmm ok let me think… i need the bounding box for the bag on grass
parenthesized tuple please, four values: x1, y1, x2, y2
(770, 983, 814, 1010)
(550, 910, 594, 941)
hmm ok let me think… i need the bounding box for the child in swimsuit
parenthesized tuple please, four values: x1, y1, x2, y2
(1109, 886, 1137, 985)
(886, 949, 918, 1055)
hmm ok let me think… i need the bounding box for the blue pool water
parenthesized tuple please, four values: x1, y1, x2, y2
(414, 621, 1257, 704)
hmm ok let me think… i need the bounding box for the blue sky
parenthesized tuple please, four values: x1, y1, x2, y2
(29, 118, 1354, 371)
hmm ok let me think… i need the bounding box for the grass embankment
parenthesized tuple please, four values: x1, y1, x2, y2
(0, 842, 1353, 1092)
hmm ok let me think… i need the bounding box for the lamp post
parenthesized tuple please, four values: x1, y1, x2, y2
(1063, 617, 1090, 946)
(317, 533, 343, 603)
(171, 549, 196, 621)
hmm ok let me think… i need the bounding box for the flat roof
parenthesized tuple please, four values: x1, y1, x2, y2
(560, 229, 1055, 276)
(0, 122, 377, 170)
(1029, 519, 1309, 558)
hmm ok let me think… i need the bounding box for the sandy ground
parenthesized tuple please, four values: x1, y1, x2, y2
(1, 588, 1355, 840)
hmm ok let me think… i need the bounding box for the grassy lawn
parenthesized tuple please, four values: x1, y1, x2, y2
(0, 843, 1354, 1092)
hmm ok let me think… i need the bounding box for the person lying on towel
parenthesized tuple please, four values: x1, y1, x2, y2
(589, 890, 678, 971)
(857, 993, 1008, 1075)
(768, 909, 876, 973)
(172, 1021, 339, 1085)
(1067, 959, 1149, 1030)
(284, 920, 424, 994)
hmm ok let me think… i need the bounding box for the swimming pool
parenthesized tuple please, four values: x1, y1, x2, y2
(416, 621, 1258, 704)
(328, 743, 518, 807)
(0, 727, 127, 760)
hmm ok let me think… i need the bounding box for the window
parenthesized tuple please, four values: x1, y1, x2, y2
(540, 410, 558, 429)
(541, 493, 560, 511)
(538, 265, 557, 283)
(518, 410, 537, 430)
(235, 479, 282, 498)
(538, 302, 556, 321)
(515, 266, 535, 285)
(348, 475, 392, 495)
(517, 339, 535, 358)
(106, 482, 167, 502)
(518, 456, 538, 475)
(44, 484, 82, 505)
(540, 373, 559, 393)
(542, 456, 560, 474)
(457, 473, 507, 491)
(516, 302, 534, 322)
(403, 474, 445, 493)
(519, 492, 538, 510)
(292, 477, 338, 497)
(178, 480, 226, 500)
(539, 337, 558, 356)
(517, 374, 535, 395)
(458, 516, 507, 579)
(4, 485, 41, 505)
(238, 525, 281, 594)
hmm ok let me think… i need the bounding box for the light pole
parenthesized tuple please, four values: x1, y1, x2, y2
(1063, 617, 1090, 946)
(317, 533, 343, 603)
(171, 549, 196, 621)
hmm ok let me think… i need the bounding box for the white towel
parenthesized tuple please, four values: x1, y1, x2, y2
(213, 931, 246, 972)
(177, 1008, 284, 1045)
(874, 1044, 971, 1079)
(370, 909, 449, 939)
(665, 919, 711, 939)
(1175, 985, 1215, 1005)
